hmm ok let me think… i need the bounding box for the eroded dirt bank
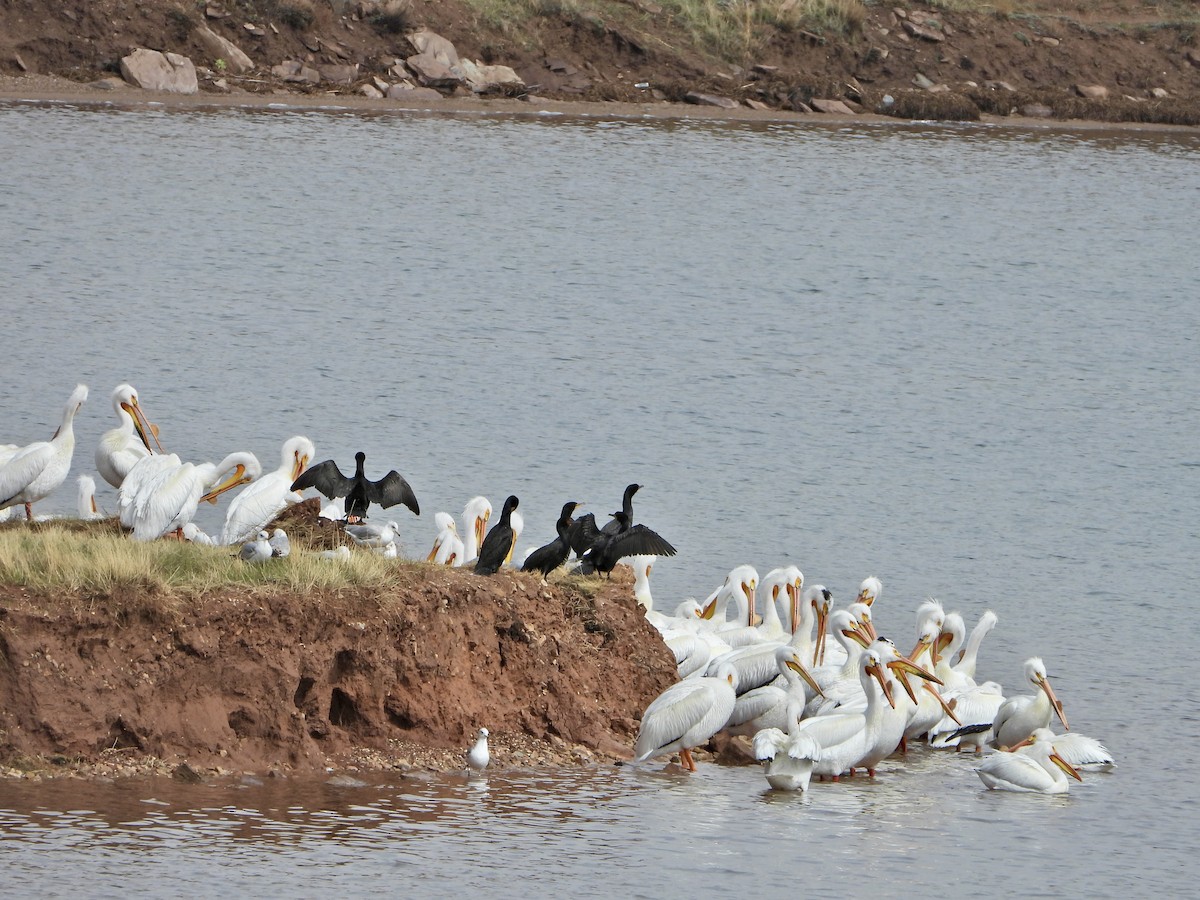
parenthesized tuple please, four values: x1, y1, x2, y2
(0, 566, 676, 779)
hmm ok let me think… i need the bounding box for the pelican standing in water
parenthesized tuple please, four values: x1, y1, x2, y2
(991, 657, 1069, 749)
(976, 728, 1082, 793)
(753, 695, 823, 792)
(0, 384, 89, 521)
(125, 451, 261, 541)
(633, 662, 739, 772)
(95, 383, 161, 489)
(220, 436, 314, 544)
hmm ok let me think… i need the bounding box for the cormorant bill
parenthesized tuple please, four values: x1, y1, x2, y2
(474, 495, 519, 576)
(568, 483, 640, 555)
(290, 451, 419, 523)
(521, 501, 582, 580)
(577, 510, 677, 576)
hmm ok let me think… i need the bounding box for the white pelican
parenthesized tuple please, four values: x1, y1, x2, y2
(220, 436, 314, 545)
(318, 498, 343, 521)
(462, 496, 492, 563)
(954, 609, 998, 682)
(798, 646, 897, 782)
(901, 619, 962, 745)
(976, 728, 1082, 793)
(805, 610, 871, 715)
(182, 522, 216, 546)
(77, 474, 103, 520)
(723, 645, 824, 736)
(666, 631, 713, 680)
(992, 657, 1069, 749)
(268, 528, 290, 558)
(855, 640, 949, 776)
(0, 446, 18, 522)
(633, 662, 739, 772)
(929, 680, 1006, 752)
(239, 530, 273, 562)
(752, 696, 823, 792)
(503, 509, 523, 566)
(427, 512, 465, 566)
(126, 451, 261, 541)
(346, 520, 401, 548)
(856, 576, 882, 607)
(95, 384, 160, 488)
(467, 727, 490, 770)
(762, 566, 803, 637)
(0, 384, 88, 521)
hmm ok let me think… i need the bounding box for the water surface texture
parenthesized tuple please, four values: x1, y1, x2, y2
(0, 103, 1197, 895)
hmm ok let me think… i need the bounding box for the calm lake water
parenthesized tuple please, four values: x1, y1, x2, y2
(0, 100, 1197, 895)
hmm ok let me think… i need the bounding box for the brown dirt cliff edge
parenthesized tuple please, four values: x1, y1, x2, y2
(0, 565, 676, 775)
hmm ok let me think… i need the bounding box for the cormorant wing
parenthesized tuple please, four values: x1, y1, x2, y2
(611, 525, 677, 560)
(290, 459, 352, 499)
(568, 513, 602, 556)
(369, 470, 420, 515)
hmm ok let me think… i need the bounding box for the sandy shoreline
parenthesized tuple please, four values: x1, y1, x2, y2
(4, 74, 1198, 134)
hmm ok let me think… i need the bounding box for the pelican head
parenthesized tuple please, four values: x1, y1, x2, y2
(857, 576, 882, 606)
(464, 496, 492, 550)
(282, 435, 315, 482)
(199, 452, 262, 503)
(111, 383, 159, 453)
(778, 645, 825, 698)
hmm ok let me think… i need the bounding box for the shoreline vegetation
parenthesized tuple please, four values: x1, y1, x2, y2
(0, 0, 1197, 128)
(0, 510, 678, 782)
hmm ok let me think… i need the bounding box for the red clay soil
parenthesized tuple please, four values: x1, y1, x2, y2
(0, 563, 677, 777)
(0, 0, 1198, 124)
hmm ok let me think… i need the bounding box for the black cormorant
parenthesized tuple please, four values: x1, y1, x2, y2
(290, 451, 419, 523)
(475, 495, 520, 575)
(576, 510, 676, 576)
(521, 501, 582, 580)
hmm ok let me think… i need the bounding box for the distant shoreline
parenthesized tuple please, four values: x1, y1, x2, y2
(4, 74, 1198, 135)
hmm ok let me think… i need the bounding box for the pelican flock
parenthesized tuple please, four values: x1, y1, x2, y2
(1, 382, 1114, 799)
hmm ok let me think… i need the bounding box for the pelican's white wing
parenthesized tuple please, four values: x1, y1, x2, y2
(634, 679, 734, 761)
(222, 473, 298, 544)
(131, 463, 199, 541)
(1046, 733, 1115, 770)
(0, 442, 53, 507)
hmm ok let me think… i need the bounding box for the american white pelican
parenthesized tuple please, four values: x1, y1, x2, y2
(182, 522, 216, 545)
(462, 496, 492, 563)
(954, 609, 998, 681)
(901, 619, 962, 745)
(805, 610, 871, 715)
(666, 630, 713, 680)
(220, 436, 314, 545)
(762, 566, 803, 637)
(855, 640, 947, 776)
(476, 495, 519, 575)
(856, 576, 882, 607)
(95, 384, 160, 488)
(346, 520, 401, 548)
(633, 662, 739, 772)
(268, 528, 290, 558)
(427, 512, 465, 566)
(0, 384, 88, 521)
(752, 697, 823, 792)
(318, 498, 343, 521)
(929, 680, 1006, 752)
(992, 657, 1069, 749)
(723, 645, 824, 736)
(976, 728, 1082, 793)
(704, 566, 764, 647)
(290, 450, 419, 523)
(0, 446, 18, 522)
(503, 509, 524, 566)
(77, 474, 103, 520)
(521, 501, 582, 579)
(239, 530, 273, 562)
(125, 451, 261, 541)
(467, 727, 490, 770)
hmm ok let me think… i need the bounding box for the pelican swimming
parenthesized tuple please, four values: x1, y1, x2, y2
(0, 384, 89, 521)
(124, 451, 261, 541)
(976, 728, 1082, 793)
(95, 384, 161, 488)
(467, 727, 490, 770)
(462, 496, 492, 563)
(220, 435, 314, 545)
(427, 512, 465, 566)
(290, 451, 419, 523)
(633, 662, 739, 772)
(475, 495, 519, 575)
(991, 657, 1069, 749)
(521, 501, 582, 580)
(1025, 730, 1115, 771)
(77, 474, 102, 520)
(931, 680, 1006, 752)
